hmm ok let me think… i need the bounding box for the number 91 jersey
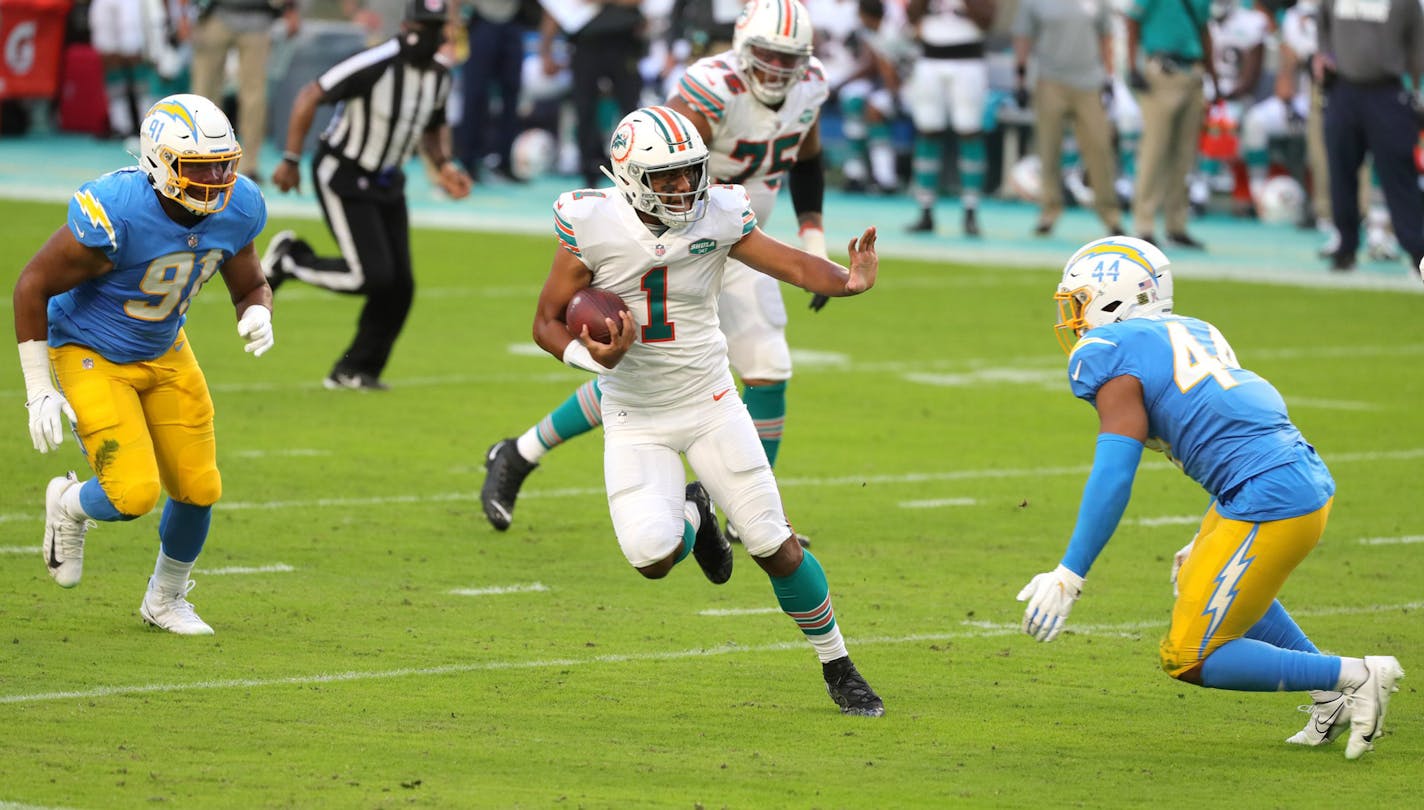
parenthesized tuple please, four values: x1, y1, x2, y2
(53, 167, 267, 363)
(1067, 315, 1314, 507)
(676, 51, 829, 223)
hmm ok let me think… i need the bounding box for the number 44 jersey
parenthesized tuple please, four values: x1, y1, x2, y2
(676, 51, 830, 224)
(1066, 315, 1333, 519)
(52, 167, 267, 363)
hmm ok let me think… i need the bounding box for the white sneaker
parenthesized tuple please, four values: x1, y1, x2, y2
(43, 472, 91, 588)
(1343, 655, 1405, 760)
(1285, 690, 1350, 746)
(140, 579, 215, 635)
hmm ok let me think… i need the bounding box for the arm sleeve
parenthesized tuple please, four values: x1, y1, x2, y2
(1059, 432, 1145, 577)
(788, 151, 824, 218)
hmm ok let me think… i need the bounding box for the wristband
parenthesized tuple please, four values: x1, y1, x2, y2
(799, 225, 827, 259)
(1060, 433, 1144, 577)
(281, 151, 301, 165)
(561, 341, 611, 374)
(18, 339, 55, 401)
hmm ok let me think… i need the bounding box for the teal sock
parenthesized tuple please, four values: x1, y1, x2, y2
(958, 134, 986, 207)
(1120, 132, 1139, 181)
(771, 549, 836, 638)
(912, 133, 944, 208)
(742, 381, 786, 467)
(677, 521, 694, 563)
(536, 379, 603, 450)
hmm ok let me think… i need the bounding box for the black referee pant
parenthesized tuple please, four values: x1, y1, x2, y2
(287, 152, 415, 379)
(570, 32, 643, 187)
(1324, 79, 1424, 267)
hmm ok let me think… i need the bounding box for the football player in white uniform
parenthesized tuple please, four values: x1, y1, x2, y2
(904, 0, 997, 236)
(1195, 0, 1271, 212)
(482, 0, 835, 544)
(533, 105, 885, 717)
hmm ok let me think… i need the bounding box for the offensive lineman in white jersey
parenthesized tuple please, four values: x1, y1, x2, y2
(534, 105, 886, 717)
(481, 0, 834, 544)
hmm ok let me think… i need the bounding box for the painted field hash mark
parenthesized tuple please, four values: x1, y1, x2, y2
(3, 602, 1418, 706)
(449, 583, 550, 596)
(198, 563, 295, 576)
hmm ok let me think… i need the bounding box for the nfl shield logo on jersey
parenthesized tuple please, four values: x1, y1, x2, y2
(187, 234, 198, 248)
(655, 244, 666, 258)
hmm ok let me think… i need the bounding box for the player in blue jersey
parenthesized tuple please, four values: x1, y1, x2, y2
(1015, 236, 1404, 759)
(12, 94, 275, 635)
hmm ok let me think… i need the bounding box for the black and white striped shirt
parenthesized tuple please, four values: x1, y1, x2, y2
(317, 39, 453, 175)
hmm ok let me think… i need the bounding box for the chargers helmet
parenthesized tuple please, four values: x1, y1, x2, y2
(733, 0, 814, 106)
(1054, 236, 1174, 353)
(601, 106, 710, 228)
(139, 94, 242, 215)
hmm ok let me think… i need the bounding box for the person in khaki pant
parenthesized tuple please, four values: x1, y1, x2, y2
(1011, 0, 1122, 237)
(1125, 0, 1214, 249)
(180, 0, 302, 182)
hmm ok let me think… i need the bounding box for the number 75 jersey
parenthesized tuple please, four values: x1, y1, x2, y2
(1066, 315, 1311, 502)
(51, 167, 267, 363)
(676, 51, 829, 222)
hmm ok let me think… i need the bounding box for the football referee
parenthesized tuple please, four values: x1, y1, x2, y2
(1316, 0, 1424, 274)
(265, 0, 472, 390)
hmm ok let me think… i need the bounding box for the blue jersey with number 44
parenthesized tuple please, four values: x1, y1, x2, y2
(1067, 315, 1333, 520)
(49, 167, 267, 363)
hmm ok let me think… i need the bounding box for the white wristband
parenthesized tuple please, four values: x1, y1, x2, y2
(799, 226, 828, 259)
(18, 339, 55, 402)
(562, 341, 612, 374)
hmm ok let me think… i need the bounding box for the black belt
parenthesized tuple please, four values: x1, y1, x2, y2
(1149, 53, 1202, 72)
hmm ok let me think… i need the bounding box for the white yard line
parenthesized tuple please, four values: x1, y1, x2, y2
(198, 564, 295, 576)
(449, 583, 550, 596)
(698, 607, 782, 617)
(3, 601, 1419, 706)
(899, 498, 978, 509)
(1357, 536, 1424, 546)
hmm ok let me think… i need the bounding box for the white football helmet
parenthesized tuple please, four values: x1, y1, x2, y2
(139, 94, 242, 215)
(601, 106, 710, 228)
(733, 0, 814, 106)
(1055, 236, 1174, 353)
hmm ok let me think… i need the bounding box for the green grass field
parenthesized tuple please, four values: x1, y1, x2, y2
(0, 198, 1420, 809)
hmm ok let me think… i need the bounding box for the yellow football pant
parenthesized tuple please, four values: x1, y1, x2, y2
(50, 330, 222, 516)
(1160, 499, 1333, 681)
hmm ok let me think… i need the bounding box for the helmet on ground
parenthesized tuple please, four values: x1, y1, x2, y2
(510, 128, 557, 181)
(733, 0, 814, 106)
(1255, 175, 1305, 225)
(601, 106, 710, 228)
(1055, 236, 1174, 352)
(139, 94, 242, 215)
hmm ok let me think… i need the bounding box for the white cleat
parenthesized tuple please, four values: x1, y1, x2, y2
(43, 471, 91, 588)
(1285, 690, 1350, 746)
(1343, 655, 1405, 760)
(140, 579, 215, 635)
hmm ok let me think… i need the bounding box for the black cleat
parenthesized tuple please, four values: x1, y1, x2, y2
(1166, 231, 1206, 250)
(323, 371, 389, 391)
(905, 208, 935, 234)
(963, 207, 981, 238)
(481, 439, 537, 531)
(823, 656, 885, 717)
(260, 230, 297, 292)
(686, 481, 732, 584)
(1328, 251, 1356, 273)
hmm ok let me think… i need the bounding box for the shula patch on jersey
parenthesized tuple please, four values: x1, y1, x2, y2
(689, 238, 717, 255)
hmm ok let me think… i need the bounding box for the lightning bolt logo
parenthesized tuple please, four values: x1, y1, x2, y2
(1197, 528, 1258, 658)
(73, 190, 117, 251)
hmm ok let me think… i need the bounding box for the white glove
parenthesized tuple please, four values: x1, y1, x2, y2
(18, 339, 76, 454)
(1170, 538, 1195, 597)
(237, 304, 274, 357)
(1016, 564, 1085, 642)
(800, 226, 828, 259)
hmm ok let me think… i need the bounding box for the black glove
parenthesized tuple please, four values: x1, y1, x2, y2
(1014, 83, 1030, 110)
(809, 293, 830, 312)
(1128, 69, 1148, 93)
(1100, 80, 1114, 109)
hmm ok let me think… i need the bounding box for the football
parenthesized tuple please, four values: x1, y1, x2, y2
(565, 287, 630, 343)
